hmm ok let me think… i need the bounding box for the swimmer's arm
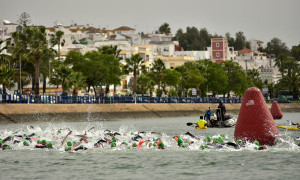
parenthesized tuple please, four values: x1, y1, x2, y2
(61, 131, 72, 146)
(151, 132, 162, 135)
(104, 137, 112, 143)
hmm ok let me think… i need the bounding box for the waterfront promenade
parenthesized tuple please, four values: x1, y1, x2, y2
(1, 103, 299, 124)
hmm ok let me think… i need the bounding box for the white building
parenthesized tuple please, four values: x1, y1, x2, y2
(150, 33, 176, 57)
(249, 38, 264, 51)
(174, 50, 210, 60)
(0, 20, 18, 54)
(236, 48, 280, 83)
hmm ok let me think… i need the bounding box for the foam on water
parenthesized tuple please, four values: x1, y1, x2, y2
(1, 121, 299, 153)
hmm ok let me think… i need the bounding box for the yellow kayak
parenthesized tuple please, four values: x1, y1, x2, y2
(277, 125, 300, 130)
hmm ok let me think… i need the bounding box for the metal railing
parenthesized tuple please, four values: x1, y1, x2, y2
(0, 94, 244, 104)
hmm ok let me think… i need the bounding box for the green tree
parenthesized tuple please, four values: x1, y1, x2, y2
(83, 51, 108, 95)
(283, 56, 298, 77)
(274, 54, 286, 75)
(234, 31, 247, 51)
(50, 30, 65, 60)
(247, 68, 263, 89)
(174, 28, 188, 50)
(225, 32, 235, 47)
(291, 43, 300, 61)
(124, 54, 144, 94)
(97, 45, 121, 60)
(137, 73, 150, 97)
(0, 64, 15, 95)
(199, 28, 212, 49)
(174, 65, 188, 97)
(187, 69, 207, 96)
(222, 60, 249, 96)
(50, 64, 73, 96)
(70, 72, 86, 97)
(98, 45, 122, 94)
(17, 12, 31, 27)
(151, 58, 166, 96)
(162, 69, 181, 92)
(206, 63, 228, 96)
(158, 23, 171, 35)
(265, 37, 289, 57)
(278, 70, 300, 100)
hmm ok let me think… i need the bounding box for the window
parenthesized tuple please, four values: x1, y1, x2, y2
(216, 52, 220, 57)
(216, 43, 219, 47)
(122, 79, 127, 89)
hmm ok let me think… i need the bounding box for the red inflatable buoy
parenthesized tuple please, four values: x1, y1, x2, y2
(270, 101, 283, 119)
(234, 87, 278, 145)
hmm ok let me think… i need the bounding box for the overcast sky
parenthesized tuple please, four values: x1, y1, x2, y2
(1, 0, 299, 48)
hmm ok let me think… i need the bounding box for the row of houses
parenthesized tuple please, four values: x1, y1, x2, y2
(0, 20, 280, 96)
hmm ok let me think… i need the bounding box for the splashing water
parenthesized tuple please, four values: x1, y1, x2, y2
(0, 117, 299, 153)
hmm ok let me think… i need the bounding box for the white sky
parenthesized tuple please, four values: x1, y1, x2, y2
(1, 0, 299, 48)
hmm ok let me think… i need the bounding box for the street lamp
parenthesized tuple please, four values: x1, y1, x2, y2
(245, 59, 248, 75)
(19, 54, 22, 95)
(49, 59, 51, 95)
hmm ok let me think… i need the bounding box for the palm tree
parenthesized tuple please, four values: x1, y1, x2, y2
(0, 40, 10, 67)
(279, 70, 300, 100)
(50, 30, 65, 60)
(274, 54, 287, 76)
(0, 64, 15, 99)
(151, 58, 166, 96)
(24, 26, 54, 95)
(283, 56, 298, 77)
(97, 45, 121, 60)
(5, 31, 28, 93)
(158, 23, 171, 35)
(137, 73, 150, 97)
(174, 65, 188, 97)
(125, 54, 144, 94)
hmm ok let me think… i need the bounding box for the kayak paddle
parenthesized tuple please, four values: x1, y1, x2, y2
(186, 122, 197, 126)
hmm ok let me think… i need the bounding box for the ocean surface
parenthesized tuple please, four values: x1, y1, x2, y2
(0, 112, 300, 180)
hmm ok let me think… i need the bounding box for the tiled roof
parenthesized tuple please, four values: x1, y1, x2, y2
(113, 26, 135, 31)
(46, 27, 55, 32)
(238, 48, 253, 54)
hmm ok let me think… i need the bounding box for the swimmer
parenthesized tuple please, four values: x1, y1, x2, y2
(183, 131, 200, 140)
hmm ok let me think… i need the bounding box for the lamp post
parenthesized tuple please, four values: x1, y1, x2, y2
(19, 54, 22, 95)
(245, 59, 248, 75)
(49, 59, 51, 95)
(207, 84, 208, 103)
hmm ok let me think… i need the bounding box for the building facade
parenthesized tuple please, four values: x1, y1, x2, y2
(211, 38, 228, 63)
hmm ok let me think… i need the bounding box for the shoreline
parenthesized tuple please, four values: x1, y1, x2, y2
(0, 103, 299, 124)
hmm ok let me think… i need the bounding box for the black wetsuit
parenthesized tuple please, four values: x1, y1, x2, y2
(94, 139, 107, 147)
(74, 146, 88, 151)
(217, 104, 226, 121)
(132, 135, 143, 141)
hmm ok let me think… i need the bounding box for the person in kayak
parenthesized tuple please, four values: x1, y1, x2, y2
(196, 116, 207, 129)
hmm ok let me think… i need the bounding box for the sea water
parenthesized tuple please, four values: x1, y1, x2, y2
(0, 113, 300, 180)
